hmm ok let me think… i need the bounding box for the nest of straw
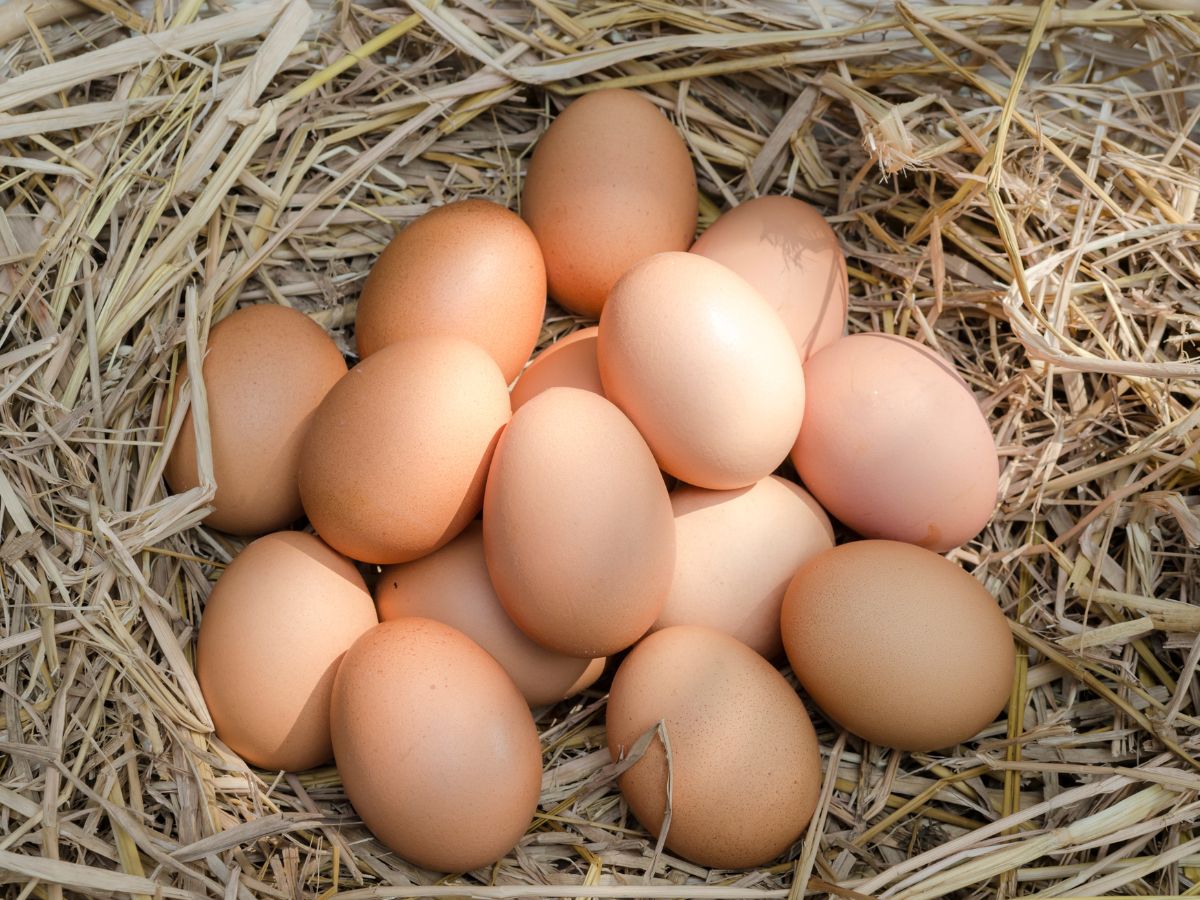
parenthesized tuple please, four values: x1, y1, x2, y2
(2, 0, 1200, 896)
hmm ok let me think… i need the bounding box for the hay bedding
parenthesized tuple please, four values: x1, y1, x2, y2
(1, 0, 1199, 895)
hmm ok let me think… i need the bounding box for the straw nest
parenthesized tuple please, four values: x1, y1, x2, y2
(2, 0, 1199, 897)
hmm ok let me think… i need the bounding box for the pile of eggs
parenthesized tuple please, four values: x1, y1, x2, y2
(168, 89, 1014, 873)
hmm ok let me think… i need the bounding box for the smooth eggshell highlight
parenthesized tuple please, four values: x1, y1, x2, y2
(652, 476, 833, 658)
(354, 199, 547, 383)
(484, 387, 675, 658)
(521, 89, 698, 318)
(165, 304, 347, 536)
(790, 332, 999, 552)
(197, 531, 377, 771)
(607, 625, 822, 869)
(598, 252, 805, 490)
(299, 336, 510, 564)
(690, 196, 848, 361)
(376, 522, 605, 706)
(331, 618, 542, 872)
(781, 540, 1015, 751)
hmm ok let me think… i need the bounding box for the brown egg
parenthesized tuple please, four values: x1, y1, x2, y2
(607, 625, 822, 869)
(330, 618, 542, 872)
(509, 326, 603, 411)
(791, 333, 999, 552)
(376, 522, 605, 706)
(354, 200, 547, 383)
(690, 196, 848, 361)
(598, 252, 805, 490)
(197, 531, 377, 771)
(521, 89, 698, 318)
(652, 476, 833, 658)
(483, 388, 674, 658)
(165, 304, 347, 536)
(781, 540, 1015, 751)
(299, 336, 509, 564)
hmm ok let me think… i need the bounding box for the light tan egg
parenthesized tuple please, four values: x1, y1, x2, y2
(197, 531, 377, 772)
(690, 196, 848, 361)
(299, 336, 510, 564)
(598, 252, 805, 490)
(521, 89, 698, 318)
(483, 387, 675, 658)
(331, 618, 542, 872)
(509, 326, 603, 411)
(781, 540, 1015, 751)
(376, 522, 605, 706)
(607, 625, 822, 869)
(791, 332, 999, 551)
(652, 476, 833, 658)
(354, 200, 547, 383)
(165, 304, 347, 536)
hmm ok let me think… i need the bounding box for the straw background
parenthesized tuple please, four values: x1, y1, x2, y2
(2, 0, 1199, 897)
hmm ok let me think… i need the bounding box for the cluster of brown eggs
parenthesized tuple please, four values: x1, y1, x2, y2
(168, 89, 1013, 873)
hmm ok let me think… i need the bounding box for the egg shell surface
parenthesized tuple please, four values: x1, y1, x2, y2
(509, 326, 603, 411)
(598, 252, 805, 490)
(299, 336, 510, 564)
(376, 522, 605, 706)
(690, 196, 848, 361)
(483, 387, 675, 658)
(781, 540, 1015, 751)
(196, 531, 377, 771)
(164, 304, 347, 536)
(606, 625, 822, 869)
(521, 89, 698, 318)
(790, 332, 998, 551)
(330, 618, 543, 873)
(651, 475, 833, 658)
(354, 199, 547, 383)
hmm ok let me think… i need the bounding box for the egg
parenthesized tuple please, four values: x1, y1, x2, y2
(597, 252, 805, 490)
(330, 618, 542, 872)
(607, 625, 822, 869)
(690, 196, 848, 361)
(651, 476, 833, 658)
(164, 304, 347, 536)
(791, 332, 999, 551)
(196, 531, 377, 771)
(299, 336, 509, 564)
(521, 89, 698, 318)
(483, 387, 674, 658)
(781, 540, 1014, 751)
(354, 200, 547, 383)
(509, 326, 603, 411)
(376, 522, 605, 706)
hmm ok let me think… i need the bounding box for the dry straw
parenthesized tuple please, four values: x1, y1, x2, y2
(1, 0, 1199, 896)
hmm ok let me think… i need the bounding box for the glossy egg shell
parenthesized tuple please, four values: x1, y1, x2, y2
(607, 625, 822, 869)
(164, 304, 347, 536)
(781, 540, 1015, 751)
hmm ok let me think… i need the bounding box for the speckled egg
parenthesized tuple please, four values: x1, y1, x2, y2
(521, 89, 698, 318)
(197, 531, 377, 772)
(299, 336, 510, 564)
(376, 522, 605, 706)
(483, 387, 675, 658)
(781, 540, 1015, 751)
(651, 476, 833, 658)
(791, 332, 999, 552)
(354, 200, 547, 383)
(607, 625, 822, 869)
(509, 326, 603, 411)
(690, 196, 848, 361)
(598, 252, 805, 489)
(165, 304, 347, 536)
(330, 618, 543, 872)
